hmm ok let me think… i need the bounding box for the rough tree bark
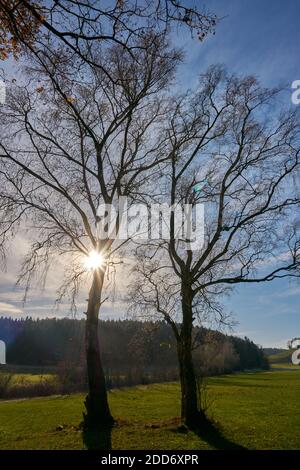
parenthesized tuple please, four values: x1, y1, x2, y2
(83, 268, 114, 429)
(178, 285, 203, 427)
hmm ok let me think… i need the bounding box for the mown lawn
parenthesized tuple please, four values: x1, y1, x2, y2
(0, 370, 299, 450)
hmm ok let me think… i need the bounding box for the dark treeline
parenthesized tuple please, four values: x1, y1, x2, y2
(0, 317, 268, 387)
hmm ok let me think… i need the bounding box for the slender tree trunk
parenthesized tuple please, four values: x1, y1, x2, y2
(177, 284, 202, 428)
(177, 345, 185, 421)
(83, 268, 114, 429)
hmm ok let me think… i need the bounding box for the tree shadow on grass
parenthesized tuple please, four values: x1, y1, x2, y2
(82, 425, 113, 450)
(189, 414, 247, 450)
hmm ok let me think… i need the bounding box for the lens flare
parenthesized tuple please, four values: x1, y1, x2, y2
(84, 250, 104, 270)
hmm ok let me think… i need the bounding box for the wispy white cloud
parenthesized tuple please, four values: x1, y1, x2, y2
(274, 286, 300, 298)
(0, 302, 23, 316)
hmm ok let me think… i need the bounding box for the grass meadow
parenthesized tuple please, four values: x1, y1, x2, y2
(0, 369, 299, 450)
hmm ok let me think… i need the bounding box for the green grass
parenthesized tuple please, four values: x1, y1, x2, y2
(268, 349, 300, 370)
(271, 363, 300, 370)
(0, 370, 299, 450)
(268, 349, 293, 364)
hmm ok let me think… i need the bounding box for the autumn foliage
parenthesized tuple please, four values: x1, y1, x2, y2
(0, 0, 42, 59)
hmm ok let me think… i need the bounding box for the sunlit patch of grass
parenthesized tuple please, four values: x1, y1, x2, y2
(9, 374, 56, 385)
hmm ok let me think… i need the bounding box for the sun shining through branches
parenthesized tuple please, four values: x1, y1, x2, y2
(84, 250, 105, 271)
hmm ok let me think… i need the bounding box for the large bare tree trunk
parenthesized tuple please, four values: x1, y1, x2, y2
(83, 268, 114, 429)
(178, 285, 203, 428)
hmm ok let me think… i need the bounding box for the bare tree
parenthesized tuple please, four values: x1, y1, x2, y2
(130, 65, 300, 428)
(0, 0, 217, 60)
(0, 29, 182, 428)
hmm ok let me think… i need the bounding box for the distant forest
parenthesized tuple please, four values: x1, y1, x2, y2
(0, 317, 268, 386)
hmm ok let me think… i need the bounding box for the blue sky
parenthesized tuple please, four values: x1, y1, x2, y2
(0, 0, 299, 348)
(179, 0, 300, 88)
